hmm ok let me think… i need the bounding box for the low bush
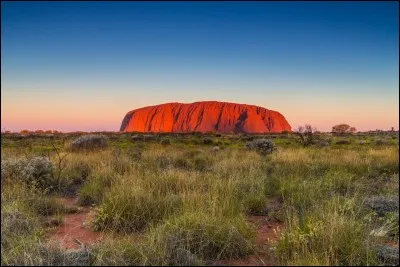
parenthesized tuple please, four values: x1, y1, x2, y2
(1, 205, 38, 250)
(335, 139, 350, 145)
(212, 146, 220, 153)
(314, 139, 331, 147)
(276, 197, 378, 266)
(110, 151, 132, 175)
(203, 138, 213, 145)
(363, 196, 399, 216)
(91, 237, 152, 266)
(160, 139, 171, 145)
(375, 139, 390, 146)
(1, 158, 26, 182)
(78, 172, 114, 206)
(131, 135, 142, 141)
(1, 157, 55, 192)
(243, 194, 267, 215)
(127, 147, 143, 161)
(31, 196, 63, 216)
(72, 162, 91, 181)
(376, 245, 399, 265)
(1, 202, 87, 266)
(294, 125, 316, 146)
(173, 153, 213, 172)
(92, 185, 183, 232)
(147, 212, 255, 261)
(246, 139, 276, 155)
(71, 134, 108, 152)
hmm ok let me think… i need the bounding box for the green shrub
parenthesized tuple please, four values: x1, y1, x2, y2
(335, 139, 350, 145)
(65, 162, 91, 188)
(31, 196, 63, 216)
(375, 139, 390, 146)
(91, 237, 150, 266)
(153, 155, 171, 169)
(376, 245, 399, 265)
(243, 194, 267, 215)
(92, 186, 183, 232)
(246, 139, 276, 155)
(192, 156, 212, 172)
(173, 153, 213, 172)
(174, 157, 191, 170)
(276, 197, 378, 266)
(212, 146, 221, 153)
(160, 139, 171, 145)
(1, 158, 25, 182)
(1, 201, 84, 266)
(110, 151, 132, 175)
(1, 157, 55, 192)
(78, 173, 114, 206)
(73, 162, 91, 180)
(24, 157, 55, 190)
(131, 135, 143, 141)
(126, 147, 142, 161)
(203, 138, 213, 145)
(71, 134, 108, 152)
(1, 204, 38, 250)
(315, 139, 331, 147)
(148, 212, 255, 261)
(183, 149, 202, 159)
(2, 239, 90, 266)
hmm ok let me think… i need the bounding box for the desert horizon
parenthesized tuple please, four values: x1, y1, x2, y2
(2, 99, 399, 133)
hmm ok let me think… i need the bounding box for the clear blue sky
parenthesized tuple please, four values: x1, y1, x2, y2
(1, 1, 398, 132)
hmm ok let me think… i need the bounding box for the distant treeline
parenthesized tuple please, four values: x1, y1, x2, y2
(1, 129, 398, 137)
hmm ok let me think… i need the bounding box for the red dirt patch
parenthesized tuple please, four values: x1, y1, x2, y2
(47, 197, 103, 250)
(248, 215, 283, 247)
(217, 215, 284, 266)
(56, 197, 78, 207)
(385, 240, 399, 248)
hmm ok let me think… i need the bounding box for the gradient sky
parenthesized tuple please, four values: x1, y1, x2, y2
(1, 1, 399, 132)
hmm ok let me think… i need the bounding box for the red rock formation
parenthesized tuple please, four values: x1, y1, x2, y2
(120, 101, 291, 133)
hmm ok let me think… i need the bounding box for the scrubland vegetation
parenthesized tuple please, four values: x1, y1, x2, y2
(1, 131, 398, 266)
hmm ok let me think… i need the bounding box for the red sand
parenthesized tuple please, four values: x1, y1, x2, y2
(47, 198, 103, 250)
(47, 197, 285, 265)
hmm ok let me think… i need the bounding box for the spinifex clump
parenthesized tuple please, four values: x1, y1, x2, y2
(71, 135, 108, 152)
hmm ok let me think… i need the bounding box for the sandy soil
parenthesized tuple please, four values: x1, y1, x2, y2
(46, 197, 103, 250)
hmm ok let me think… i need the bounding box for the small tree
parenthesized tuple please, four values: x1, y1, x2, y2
(295, 124, 316, 146)
(52, 144, 70, 192)
(246, 139, 276, 155)
(332, 124, 356, 135)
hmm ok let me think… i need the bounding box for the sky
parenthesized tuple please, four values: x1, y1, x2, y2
(1, 1, 399, 132)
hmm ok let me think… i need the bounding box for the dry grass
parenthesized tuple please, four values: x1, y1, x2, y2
(1, 133, 398, 265)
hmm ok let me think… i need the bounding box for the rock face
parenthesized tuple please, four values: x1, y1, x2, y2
(120, 101, 291, 133)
